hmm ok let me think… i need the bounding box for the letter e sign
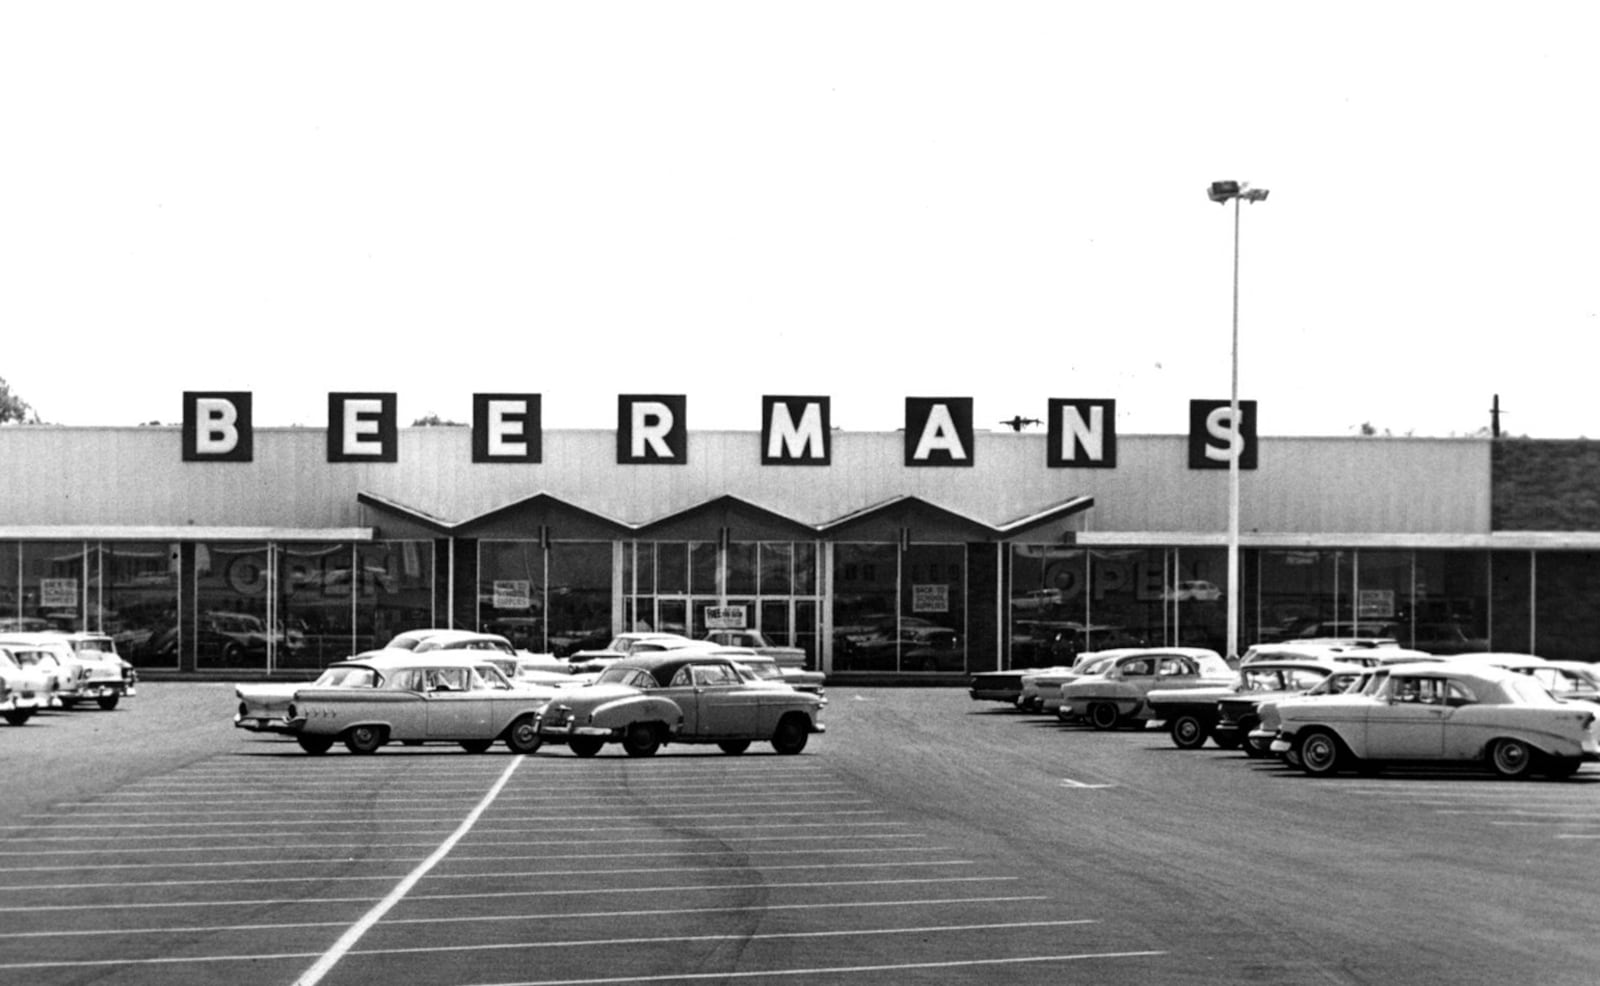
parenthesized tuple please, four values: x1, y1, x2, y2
(328, 393, 398, 463)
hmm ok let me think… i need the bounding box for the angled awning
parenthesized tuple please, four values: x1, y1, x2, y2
(632, 494, 818, 541)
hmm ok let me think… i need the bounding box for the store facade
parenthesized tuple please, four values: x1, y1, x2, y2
(3, 408, 1599, 675)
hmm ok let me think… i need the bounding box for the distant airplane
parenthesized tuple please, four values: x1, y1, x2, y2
(999, 416, 1042, 432)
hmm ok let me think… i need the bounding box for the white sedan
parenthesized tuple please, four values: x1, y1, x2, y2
(1272, 662, 1600, 779)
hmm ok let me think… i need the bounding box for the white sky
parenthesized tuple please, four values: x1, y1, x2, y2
(5, 2, 1598, 438)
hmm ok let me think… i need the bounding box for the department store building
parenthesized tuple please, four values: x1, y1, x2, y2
(2, 391, 1598, 676)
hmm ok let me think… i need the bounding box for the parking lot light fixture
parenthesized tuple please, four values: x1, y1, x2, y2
(1208, 180, 1269, 661)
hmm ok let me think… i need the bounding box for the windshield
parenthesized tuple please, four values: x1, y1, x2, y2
(1079, 656, 1119, 675)
(315, 666, 379, 687)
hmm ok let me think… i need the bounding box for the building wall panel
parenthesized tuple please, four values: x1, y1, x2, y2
(0, 426, 1491, 537)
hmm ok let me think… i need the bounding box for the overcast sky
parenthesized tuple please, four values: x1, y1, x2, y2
(5, 3, 1597, 438)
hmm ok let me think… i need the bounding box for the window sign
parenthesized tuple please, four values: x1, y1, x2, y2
(1358, 589, 1396, 619)
(705, 605, 747, 629)
(493, 580, 532, 610)
(912, 584, 949, 613)
(40, 578, 78, 609)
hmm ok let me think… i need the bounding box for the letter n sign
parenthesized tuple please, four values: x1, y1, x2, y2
(183, 391, 253, 462)
(472, 393, 542, 463)
(1047, 398, 1116, 468)
(762, 396, 831, 465)
(1188, 399, 1258, 469)
(328, 392, 398, 463)
(905, 397, 974, 467)
(618, 395, 687, 464)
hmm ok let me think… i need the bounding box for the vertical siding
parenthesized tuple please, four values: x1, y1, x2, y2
(0, 426, 1490, 535)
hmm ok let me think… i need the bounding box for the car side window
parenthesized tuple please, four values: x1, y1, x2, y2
(669, 666, 696, 688)
(386, 669, 422, 691)
(1121, 659, 1152, 677)
(692, 664, 738, 687)
(1158, 657, 1193, 677)
(1443, 681, 1476, 707)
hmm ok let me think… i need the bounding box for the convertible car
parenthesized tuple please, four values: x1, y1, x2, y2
(282, 654, 561, 755)
(1271, 662, 1600, 779)
(534, 652, 826, 757)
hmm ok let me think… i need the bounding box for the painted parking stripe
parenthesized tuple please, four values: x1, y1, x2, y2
(0, 920, 1123, 972)
(290, 754, 525, 986)
(0, 895, 1055, 939)
(3, 857, 977, 893)
(462, 952, 1168, 986)
(23, 797, 874, 819)
(0, 819, 916, 845)
(0, 845, 953, 876)
(0, 875, 1021, 913)
(0, 831, 929, 858)
(0, 809, 892, 832)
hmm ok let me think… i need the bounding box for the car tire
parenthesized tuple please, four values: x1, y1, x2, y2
(4, 709, 34, 726)
(569, 737, 604, 758)
(343, 724, 386, 755)
(460, 739, 493, 754)
(771, 714, 810, 755)
(718, 740, 751, 755)
(505, 716, 542, 755)
(622, 722, 660, 758)
(1088, 702, 1121, 731)
(1212, 732, 1243, 750)
(97, 694, 120, 711)
(1296, 729, 1345, 777)
(1169, 714, 1212, 750)
(296, 735, 334, 755)
(1487, 738, 1535, 779)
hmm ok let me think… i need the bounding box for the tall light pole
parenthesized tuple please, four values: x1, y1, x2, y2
(1207, 180, 1268, 661)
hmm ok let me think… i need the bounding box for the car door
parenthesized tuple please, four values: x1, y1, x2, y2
(661, 661, 762, 739)
(424, 666, 495, 739)
(1364, 674, 1447, 759)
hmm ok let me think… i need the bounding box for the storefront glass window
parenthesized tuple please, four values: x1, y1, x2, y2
(1409, 550, 1491, 653)
(361, 541, 433, 651)
(657, 544, 687, 594)
(690, 542, 717, 595)
(758, 543, 790, 595)
(1532, 551, 1600, 662)
(547, 542, 612, 655)
(1490, 550, 1533, 654)
(193, 542, 273, 669)
(1008, 545, 1086, 667)
(0, 542, 18, 629)
(478, 540, 546, 652)
(901, 544, 966, 672)
(1087, 548, 1168, 650)
(278, 542, 353, 670)
(16, 541, 85, 632)
(103, 541, 180, 670)
(794, 543, 817, 595)
(832, 543, 898, 672)
(726, 542, 757, 595)
(1254, 549, 1345, 645)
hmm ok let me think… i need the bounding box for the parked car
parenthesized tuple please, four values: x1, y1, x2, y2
(1146, 657, 1364, 750)
(701, 629, 808, 669)
(59, 632, 139, 706)
(1271, 662, 1600, 778)
(234, 649, 412, 734)
(1163, 580, 1221, 602)
(0, 632, 127, 709)
(968, 669, 1033, 707)
(1019, 649, 1146, 714)
(724, 651, 826, 695)
(1251, 666, 1393, 765)
(0, 645, 57, 724)
(565, 632, 695, 673)
(534, 652, 826, 757)
(1058, 647, 1234, 730)
(283, 654, 561, 755)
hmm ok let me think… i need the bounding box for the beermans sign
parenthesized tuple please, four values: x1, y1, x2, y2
(182, 391, 1257, 470)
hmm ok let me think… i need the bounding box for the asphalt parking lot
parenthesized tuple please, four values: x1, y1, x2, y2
(4, 683, 1600, 986)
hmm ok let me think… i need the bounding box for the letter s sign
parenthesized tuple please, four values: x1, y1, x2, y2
(1188, 399, 1258, 470)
